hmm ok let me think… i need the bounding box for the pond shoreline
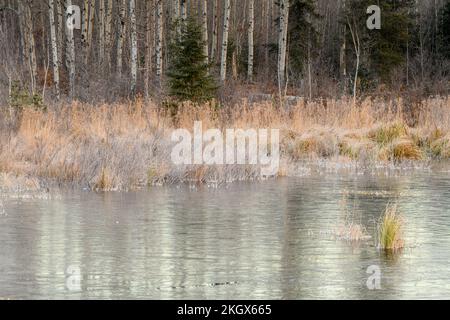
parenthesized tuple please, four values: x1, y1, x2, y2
(1, 97, 449, 193)
(1, 158, 447, 196)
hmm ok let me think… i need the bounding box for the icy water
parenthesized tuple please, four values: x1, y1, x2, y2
(1, 168, 450, 299)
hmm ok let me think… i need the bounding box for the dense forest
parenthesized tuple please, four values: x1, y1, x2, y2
(0, 0, 449, 106)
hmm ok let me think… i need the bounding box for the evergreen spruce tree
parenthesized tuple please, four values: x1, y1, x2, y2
(287, 0, 319, 74)
(167, 18, 218, 103)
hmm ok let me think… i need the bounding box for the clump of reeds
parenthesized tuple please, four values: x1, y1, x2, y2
(333, 192, 371, 242)
(368, 121, 408, 145)
(390, 139, 423, 161)
(377, 204, 405, 251)
(92, 167, 116, 191)
(333, 222, 370, 241)
(430, 137, 450, 159)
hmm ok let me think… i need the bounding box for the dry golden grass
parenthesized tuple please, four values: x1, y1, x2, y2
(390, 139, 423, 161)
(333, 222, 370, 242)
(0, 96, 449, 190)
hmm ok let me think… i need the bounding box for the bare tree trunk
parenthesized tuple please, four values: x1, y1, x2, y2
(81, 0, 89, 64)
(340, 0, 347, 79)
(172, 0, 179, 34)
(265, 0, 272, 82)
(156, 0, 163, 84)
(19, 1, 37, 93)
(105, 0, 113, 68)
(210, 0, 218, 62)
(144, 0, 153, 99)
(117, 0, 126, 75)
(347, 17, 360, 105)
(278, 0, 289, 92)
(99, 0, 105, 63)
(56, 0, 63, 63)
(416, 0, 424, 82)
(66, 0, 76, 99)
(307, 24, 312, 100)
(48, 0, 60, 99)
(220, 0, 231, 82)
(173, 0, 180, 19)
(85, 0, 95, 65)
(180, 0, 187, 23)
(130, 0, 137, 95)
(40, 9, 47, 68)
(406, 8, 410, 87)
(248, 0, 254, 82)
(231, 0, 239, 80)
(201, 0, 208, 64)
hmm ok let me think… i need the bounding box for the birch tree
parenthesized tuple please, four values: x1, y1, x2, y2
(210, 0, 218, 62)
(278, 0, 289, 92)
(99, 0, 105, 63)
(180, 0, 187, 24)
(144, 0, 153, 98)
(172, 0, 180, 36)
(340, 0, 347, 79)
(81, 0, 89, 64)
(220, 0, 231, 82)
(347, 16, 360, 105)
(156, 0, 163, 83)
(117, 0, 126, 75)
(130, 0, 137, 95)
(265, 0, 273, 81)
(201, 0, 208, 64)
(65, 0, 76, 99)
(248, 0, 254, 82)
(85, 0, 95, 65)
(56, 0, 63, 63)
(105, 0, 113, 68)
(48, 0, 60, 99)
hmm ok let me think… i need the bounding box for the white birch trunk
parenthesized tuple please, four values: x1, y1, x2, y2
(48, 0, 60, 99)
(81, 0, 89, 64)
(130, 0, 137, 95)
(173, 0, 180, 20)
(220, 0, 231, 82)
(202, 0, 208, 64)
(180, 0, 187, 24)
(265, 0, 272, 81)
(117, 0, 126, 75)
(85, 0, 95, 64)
(156, 0, 163, 83)
(211, 0, 218, 62)
(56, 0, 63, 63)
(340, 0, 347, 77)
(65, 0, 76, 99)
(105, 0, 113, 67)
(145, 0, 153, 99)
(278, 0, 289, 91)
(248, 0, 254, 82)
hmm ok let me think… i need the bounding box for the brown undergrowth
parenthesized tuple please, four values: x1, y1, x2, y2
(0, 96, 449, 191)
